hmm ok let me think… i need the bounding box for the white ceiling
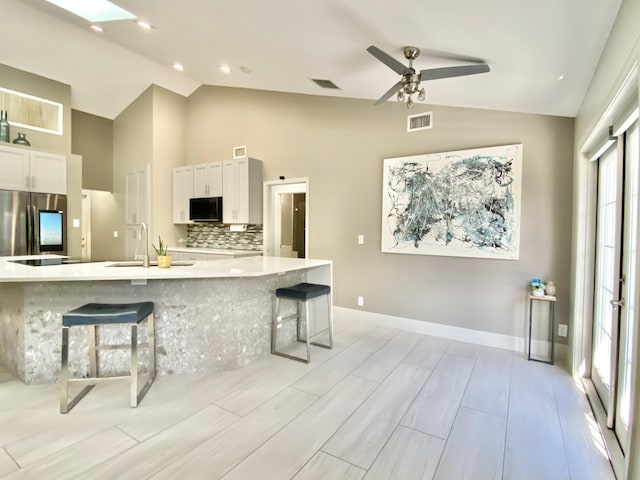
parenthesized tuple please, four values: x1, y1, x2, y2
(2, 0, 622, 120)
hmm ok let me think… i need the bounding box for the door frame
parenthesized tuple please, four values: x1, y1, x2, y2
(263, 177, 309, 258)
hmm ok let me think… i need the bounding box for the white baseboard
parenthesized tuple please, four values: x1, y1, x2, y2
(334, 307, 568, 366)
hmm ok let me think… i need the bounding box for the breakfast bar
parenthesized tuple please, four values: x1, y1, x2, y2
(0, 256, 332, 384)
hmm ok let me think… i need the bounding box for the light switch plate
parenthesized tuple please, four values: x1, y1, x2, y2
(358, 235, 364, 245)
(558, 324, 568, 337)
(113, 231, 118, 238)
(357, 296, 364, 306)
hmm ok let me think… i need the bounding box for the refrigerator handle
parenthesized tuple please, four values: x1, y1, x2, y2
(26, 204, 32, 255)
(30, 204, 37, 254)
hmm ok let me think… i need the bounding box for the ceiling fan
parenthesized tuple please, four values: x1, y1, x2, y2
(367, 45, 491, 108)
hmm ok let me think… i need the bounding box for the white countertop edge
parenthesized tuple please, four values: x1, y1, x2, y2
(0, 256, 331, 282)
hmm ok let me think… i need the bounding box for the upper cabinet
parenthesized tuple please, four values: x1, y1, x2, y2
(0, 145, 66, 194)
(193, 162, 222, 197)
(223, 157, 262, 224)
(125, 166, 149, 225)
(173, 166, 193, 224)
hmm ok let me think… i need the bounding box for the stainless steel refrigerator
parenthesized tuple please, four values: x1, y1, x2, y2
(0, 189, 67, 256)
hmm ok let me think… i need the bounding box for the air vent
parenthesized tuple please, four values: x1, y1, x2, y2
(407, 112, 433, 132)
(310, 79, 340, 89)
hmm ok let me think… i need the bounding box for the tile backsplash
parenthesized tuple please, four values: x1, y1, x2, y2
(186, 223, 263, 250)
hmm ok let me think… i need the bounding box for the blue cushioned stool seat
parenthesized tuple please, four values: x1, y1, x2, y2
(276, 283, 331, 301)
(63, 302, 154, 326)
(272, 283, 333, 363)
(60, 302, 155, 414)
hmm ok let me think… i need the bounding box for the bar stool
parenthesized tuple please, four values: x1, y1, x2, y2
(272, 283, 333, 363)
(60, 302, 155, 414)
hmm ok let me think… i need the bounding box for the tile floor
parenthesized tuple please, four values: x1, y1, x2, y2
(0, 315, 615, 479)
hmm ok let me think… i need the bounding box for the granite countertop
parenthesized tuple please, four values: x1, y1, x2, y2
(166, 247, 262, 256)
(0, 255, 331, 282)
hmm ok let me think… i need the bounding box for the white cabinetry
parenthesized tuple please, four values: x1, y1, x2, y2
(222, 157, 262, 224)
(193, 162, 222, 197)
(125, 167, 149, 225)
(0, 145, 66, 194)
(125, 166, 150, 261)
(173, 166, 193, 224)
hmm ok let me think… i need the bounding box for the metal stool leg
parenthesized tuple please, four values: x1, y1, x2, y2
(272, 297, 280, 354)
(327, 292, 334, 349)
(148, 313, 156, 381)
(88, 325, 97, 377)
(304, 300, 311, 363)
(130, 323, 138, 407)
(60, 326, 69, 414)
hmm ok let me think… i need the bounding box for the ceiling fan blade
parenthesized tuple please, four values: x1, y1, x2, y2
(420, 64, 490, 81)
(374, 80, 404, 105)
(367, 46, 411, 75)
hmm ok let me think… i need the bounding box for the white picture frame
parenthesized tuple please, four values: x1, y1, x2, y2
(381, 144, 523, 260)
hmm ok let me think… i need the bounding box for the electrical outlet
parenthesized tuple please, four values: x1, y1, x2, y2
(558, 324, 568, 337)
(113, 230, 118, 238)
(358, 235, 364, 245)
(357, 296, 364, 307)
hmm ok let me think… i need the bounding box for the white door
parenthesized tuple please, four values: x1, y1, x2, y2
(81, 191, 91, 261)
(591, 120, 639, 451)
(614, 120, 639, 448)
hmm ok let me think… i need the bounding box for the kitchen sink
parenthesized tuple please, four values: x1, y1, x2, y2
(106, 260, 195, 267)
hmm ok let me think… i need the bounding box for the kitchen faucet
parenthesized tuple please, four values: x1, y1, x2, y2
(133, 223, 150, 268)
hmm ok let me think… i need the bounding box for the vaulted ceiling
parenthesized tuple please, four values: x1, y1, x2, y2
(3, 0, 622, 119)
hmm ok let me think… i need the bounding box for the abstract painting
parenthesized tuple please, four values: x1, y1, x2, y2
(381, 144, 522, 259)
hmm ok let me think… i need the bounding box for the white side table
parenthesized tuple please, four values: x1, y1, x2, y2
(528, 294, 556, 364)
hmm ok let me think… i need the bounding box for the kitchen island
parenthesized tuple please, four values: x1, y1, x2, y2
(0, 256, 332, 384)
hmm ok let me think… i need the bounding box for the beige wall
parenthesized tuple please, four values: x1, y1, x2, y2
(99, 85, 187, 260)
(0, 64, 71, 154)
(71, 110, 113, 191)
(110, 87, 154, 258)
(186, 85, 574, 341)
(150, 86, 187, 249)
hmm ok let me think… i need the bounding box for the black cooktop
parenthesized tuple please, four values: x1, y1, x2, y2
(9, 258, 87, 266)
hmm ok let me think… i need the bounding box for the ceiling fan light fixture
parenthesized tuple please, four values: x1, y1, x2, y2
(397, 91, 405, 102)
(407, 96, 414, 109)
(418, 88, 426, 102)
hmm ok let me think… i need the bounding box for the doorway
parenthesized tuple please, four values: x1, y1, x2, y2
(263, 178, 309, 258)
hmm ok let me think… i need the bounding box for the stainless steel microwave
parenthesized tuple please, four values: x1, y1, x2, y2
(189, 197, 223, 222)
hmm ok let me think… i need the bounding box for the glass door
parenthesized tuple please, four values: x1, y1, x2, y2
(614, 120, 639, 449)
(592, 144, 623, 418)
(591, 119, 639, 452)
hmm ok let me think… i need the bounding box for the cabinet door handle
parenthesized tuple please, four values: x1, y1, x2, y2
(26, 176, 30, 188)
(31, 175, 35, 189)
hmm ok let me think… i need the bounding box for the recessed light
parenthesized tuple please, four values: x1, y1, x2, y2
(136, 20, 153, 30)
(90, 24, 103, 33)
(240, 66, 252, 75)
(558, 75, 565, 80)
(173, 63, 184, 72)
(45, 0, 136, 22)
(219, 65, 231, 74)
